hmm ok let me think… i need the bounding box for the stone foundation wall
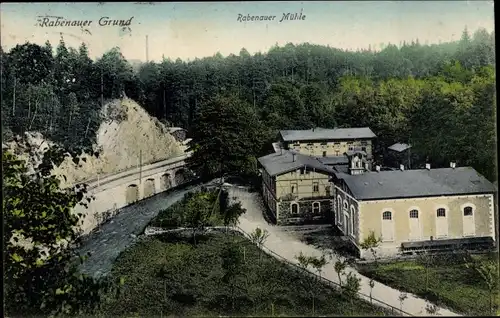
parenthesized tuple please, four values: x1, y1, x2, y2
(277, 199, 332, 225)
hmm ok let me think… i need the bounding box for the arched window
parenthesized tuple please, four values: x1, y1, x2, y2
(291, 203, 299, 216)
(409, 209, 419, 218)
(349, 205, 355, 235)
(313, 202, 320, 214)
(382, 211, 392, 220)
(336, 196, 342, 225)
(343, 201, 348, 211)
(463, 206, 473, 216)
(437, 208, 446, 217)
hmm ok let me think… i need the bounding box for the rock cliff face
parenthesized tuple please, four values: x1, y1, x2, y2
(5, 98, 184, 188)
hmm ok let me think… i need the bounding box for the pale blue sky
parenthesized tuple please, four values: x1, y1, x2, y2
(1, 1, 495, 61)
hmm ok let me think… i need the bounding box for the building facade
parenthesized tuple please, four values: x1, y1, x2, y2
(279, 127, 376, 159)
(259, 151, 335, 225)
(331, 158, 497, 258)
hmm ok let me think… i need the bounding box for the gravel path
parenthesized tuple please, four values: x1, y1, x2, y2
(229, 187, 461, 317)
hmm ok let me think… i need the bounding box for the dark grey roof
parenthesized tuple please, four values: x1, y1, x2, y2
(318, 156, 349, 165)
(333, 165, 350, 174)
(258, 150, 336, 177)
(339, 167, 496, 200)
(388, 143, 411, 152)
(345, 150, 367, 157)
(280, 127, 376, 142)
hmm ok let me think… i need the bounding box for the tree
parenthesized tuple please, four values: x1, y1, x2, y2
(360, 230, 382, 264)
(184, 191, 214, 245)
(360, 230, 382, 302)
(309, 254, 328, 280)
(342, 271, 361, 315)
(3, 149, 122, 316)
(398, 292, 408, 312)
(295, 252, 317, 315)
(417, 251, 438, 291)
(220, 241, 245, 311)
(249, 227, 269, 263)
(219, 189, 246, 232)
(465, 257, 499, 314)
(187, 93, 263, 180)
(334, 258, 348, 287)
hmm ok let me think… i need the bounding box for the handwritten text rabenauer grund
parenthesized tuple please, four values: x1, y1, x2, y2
(37, 16, 134, 27)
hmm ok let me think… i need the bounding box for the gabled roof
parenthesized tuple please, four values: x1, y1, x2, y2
(258, 150, 336, 177)
(279, 127, 376, 142)
(388, 143, 411, 152)
(337, 167, 496, 200)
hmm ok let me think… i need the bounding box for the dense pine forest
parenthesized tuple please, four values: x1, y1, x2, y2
(1, 27, 496, 181)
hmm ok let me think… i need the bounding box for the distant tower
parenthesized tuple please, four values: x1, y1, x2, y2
(146, 35, 149, 62)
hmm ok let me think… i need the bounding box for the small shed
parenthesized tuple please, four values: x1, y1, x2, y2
(387, 143, 412, 169)
(167, 127, 187, 142)
(388, 143, 411, 153)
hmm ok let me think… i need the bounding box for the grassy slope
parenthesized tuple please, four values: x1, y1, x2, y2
(356, 253, 499, 316)
(97, 233, 392, 317)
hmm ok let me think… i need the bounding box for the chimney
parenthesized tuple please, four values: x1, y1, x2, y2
(292, 153, 296, 162)
(450, 162, 456, 169)
(312, 127, 315, 132)
(375, 165, 381, 172)
(364, 162, 369, 171)
(400, 164, 405, 171)
(426, 163, 431, 170)
(280, 147, 283, 155)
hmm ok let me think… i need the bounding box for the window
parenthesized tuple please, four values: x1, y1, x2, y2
(323, 151, 327, 157)
(291, 203, 299, 215)
(464, 206, 473, 216)
(335, 151, 340, 156)
(313, 202, 320, 214)
(409, 209, 419, 218)
(291, 183, 297, 193)
(349, 205, 355, 235)
(313, 182, 319, 192)
(343, 201, 348, 211)
(349, 146, 354, 151)
(382, 211, 392, 220)
(437, 208, 446, 217)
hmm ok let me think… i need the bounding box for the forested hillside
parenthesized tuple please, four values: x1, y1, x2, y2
(1, 27, 496, 180)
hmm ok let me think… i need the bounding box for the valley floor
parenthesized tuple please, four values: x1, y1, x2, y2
(97, 232, 391, 317)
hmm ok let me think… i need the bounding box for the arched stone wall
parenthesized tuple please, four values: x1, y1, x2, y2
(143, 178, 156, 198)
(160, 173, 172, 191)
(126, 184, 139, 204)
(174, 168, 187, 186)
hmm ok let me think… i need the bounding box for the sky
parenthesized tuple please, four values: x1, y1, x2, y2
(0, 1, 495, 62)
